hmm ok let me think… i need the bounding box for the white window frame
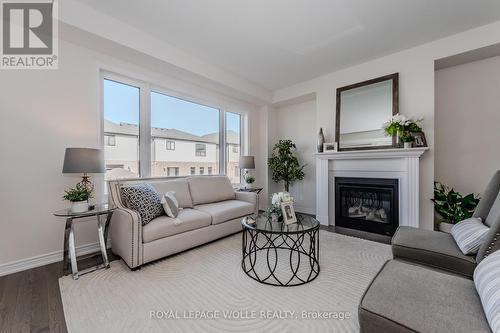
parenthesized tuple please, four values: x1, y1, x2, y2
(101, 71, 246, 179)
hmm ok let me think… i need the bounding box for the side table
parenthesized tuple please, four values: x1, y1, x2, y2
(53, 204, 115, 280)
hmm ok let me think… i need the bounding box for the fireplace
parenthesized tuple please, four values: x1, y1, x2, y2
(335, 177, 399, 236)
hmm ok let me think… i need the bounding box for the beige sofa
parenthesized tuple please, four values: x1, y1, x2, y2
(108, 176, 258, 270)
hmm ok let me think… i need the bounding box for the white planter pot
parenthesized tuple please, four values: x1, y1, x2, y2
(404, 142, 412, 149)
(71, 201, 89, 213)
(439, 222, 454, 234)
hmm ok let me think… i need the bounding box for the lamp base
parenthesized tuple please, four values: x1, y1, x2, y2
(76, 174, 94, 192)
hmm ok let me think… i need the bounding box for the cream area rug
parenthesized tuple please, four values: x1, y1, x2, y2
(59, 232, 391, 333)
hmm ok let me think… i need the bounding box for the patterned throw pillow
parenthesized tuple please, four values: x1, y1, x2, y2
(474, 250, 500, 333)
(161, 191, 179, 218)
(121, 183, 164, 225)
(451, 217, 489, 255)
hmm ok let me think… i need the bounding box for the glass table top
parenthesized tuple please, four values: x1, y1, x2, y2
(241, 213, 320, 234)
(53, 203, 116, 218)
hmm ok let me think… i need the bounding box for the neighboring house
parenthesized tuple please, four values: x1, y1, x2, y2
(103, 120, 241, 183)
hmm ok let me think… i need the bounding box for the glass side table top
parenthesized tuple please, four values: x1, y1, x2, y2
(241, 213, 320, 234)
(53, 203, 116, 218)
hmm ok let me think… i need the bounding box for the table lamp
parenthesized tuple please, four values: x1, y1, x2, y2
(239, 156, 255, 189)
(62, 148, 105, 192)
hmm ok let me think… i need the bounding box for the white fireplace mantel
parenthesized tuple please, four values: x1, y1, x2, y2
(315, 147, 429, 227)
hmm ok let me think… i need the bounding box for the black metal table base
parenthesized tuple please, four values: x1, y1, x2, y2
(241, 226, 320, 287)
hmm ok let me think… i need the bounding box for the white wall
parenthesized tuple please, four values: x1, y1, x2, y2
(435, 55, 500, 196)
(268, 99, 317, 214)
(272, 21, 500, 230)
(0, 37, 265, 273)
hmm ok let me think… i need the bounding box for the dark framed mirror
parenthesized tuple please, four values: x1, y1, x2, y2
(335, 73, 399, 151)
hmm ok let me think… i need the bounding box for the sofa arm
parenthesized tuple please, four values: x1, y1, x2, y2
(235, 191, 259, 215)
(109, 207, 143, 269)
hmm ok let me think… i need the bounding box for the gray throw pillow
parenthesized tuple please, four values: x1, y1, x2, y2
(121, 183, 164, 225)
(161, 191, 179, 218)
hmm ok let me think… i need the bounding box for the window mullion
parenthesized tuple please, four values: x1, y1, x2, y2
(140, 82, 151, 177)
(220, 108, 226, 176)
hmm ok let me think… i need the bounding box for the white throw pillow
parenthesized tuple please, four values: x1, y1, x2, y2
(161, 191, 179, 218)
(451, 217, 489, 255)
(474, 250, 500, 333)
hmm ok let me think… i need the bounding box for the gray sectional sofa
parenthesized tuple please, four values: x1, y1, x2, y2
(107, 176, 258, 270)
(359, 171, 500, 333)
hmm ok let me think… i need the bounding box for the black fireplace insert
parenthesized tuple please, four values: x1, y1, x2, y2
(335, 177, 399, 236)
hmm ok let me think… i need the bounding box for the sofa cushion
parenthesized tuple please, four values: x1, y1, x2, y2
(194, 200, 254, 225)
(477, 191, 500, 263)
(359, 260, 490, 333)
(187, 176, 235, 205)
(121, 183, 164, 225)
(150, 179, 193, 208)
(392, 226, 476, 278)
(474, 250, 500, 333)
(142, 208, 211, 243)
(451, 217, 490, 255)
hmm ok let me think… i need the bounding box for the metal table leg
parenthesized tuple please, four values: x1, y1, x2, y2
(98, 214, 110, 269)
(68, 222, 79, 280)
(63, 218, 72, 274)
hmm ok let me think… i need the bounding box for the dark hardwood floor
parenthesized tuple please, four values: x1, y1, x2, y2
(0, 228, 388, 333)
(0, 251, 118, 333)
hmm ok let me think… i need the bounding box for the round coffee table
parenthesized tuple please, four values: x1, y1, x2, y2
(241, 213, 320, 287)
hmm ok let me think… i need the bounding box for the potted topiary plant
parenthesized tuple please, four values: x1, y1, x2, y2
(431, 182, 480, 233)
(268, 139, 305, 192)
(383, 114, 422, 147)
(63, 187, 93, 213)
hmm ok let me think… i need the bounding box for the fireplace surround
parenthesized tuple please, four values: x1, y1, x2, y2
(335, 177, 399, 236)
(315, 147, 428, 229)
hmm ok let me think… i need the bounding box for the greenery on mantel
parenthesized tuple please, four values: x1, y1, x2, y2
(431, 182, 480, 224)
(268, 140, 305, 192)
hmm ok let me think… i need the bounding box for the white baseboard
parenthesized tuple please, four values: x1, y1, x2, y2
(0, 240, 112, 277)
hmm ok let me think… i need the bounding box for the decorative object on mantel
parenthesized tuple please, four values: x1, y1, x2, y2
(323, 142, 338, 152)
(267, 192, 293, 222)
(268, 140, 305, 192)
(62, 148, 105, 213)
(431, 182, 480, 233)
(317, 128, 325, 152)
(383, 114, 423, 148)
(411, 131, 427, 148)
(239, 155, 255, 189)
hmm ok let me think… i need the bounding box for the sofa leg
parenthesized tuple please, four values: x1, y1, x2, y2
(131, 266, 142, 271)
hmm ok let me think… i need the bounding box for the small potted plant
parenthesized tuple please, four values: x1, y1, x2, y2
(63, 187, 93, 213)
(431, 182, 480, 233)
(244, 174, 255, 189)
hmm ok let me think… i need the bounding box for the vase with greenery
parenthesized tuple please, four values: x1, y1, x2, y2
(383, 114, 422, 147)
(431, 182, 480, 232)
(268, 140, 305, 192)
(63, 187, 93, 213)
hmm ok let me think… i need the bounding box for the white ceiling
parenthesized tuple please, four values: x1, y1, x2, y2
(76, 0, 500, 90)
